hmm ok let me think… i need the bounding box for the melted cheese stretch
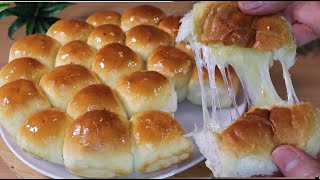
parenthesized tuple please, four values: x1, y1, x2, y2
(180, 14, 299, 132)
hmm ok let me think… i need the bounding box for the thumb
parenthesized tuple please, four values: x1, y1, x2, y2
(271, 145, 320, 177)
(238, 1, 294, 15)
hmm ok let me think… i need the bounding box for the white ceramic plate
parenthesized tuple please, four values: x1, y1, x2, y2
(0, 89, 246, 179)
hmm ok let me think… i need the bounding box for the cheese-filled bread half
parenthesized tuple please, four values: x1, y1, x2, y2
(17, 108, 72, 165)
(46, 19, 93, 46)
(130, 110, 194, 173)
(55, 40, 96, 69)
(176, 1, 320, 177)
(67, 84, 127, 119)
(9, 34, 60, 69)
(0, 79, 51, 137)
(114, 70, 177, 118)
(39, 64, 100, 111)
(86, 11, 121, 27)
(147, 45, 193, 102)
(0, 57, 49, 87)
(63, 110, 133, 178)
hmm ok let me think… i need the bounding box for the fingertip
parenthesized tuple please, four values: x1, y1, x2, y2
(238, 1, 263, 13)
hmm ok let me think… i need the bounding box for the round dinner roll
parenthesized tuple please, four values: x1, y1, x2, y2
(114, 70, 177, 118)
(67, 84, 127, 119)
(92, 43, 143, 87)
(17, 108, 72, 165)
(0, 57, 49, 87)
(87, 24, 125, 50)
(158, 15, 182, 39)
(121, 5, 166, 32)
(86, 11, 121, 27)
(46, 19, 93, 46)
(0, 79, 51, 137)
(63, 110, 133, 178)
(175, 41, 195, 61)
(39, 64, 100, 111)
(9, 34, 60, 69)
(130, 110, 194, 173)
(55, 40, 96, 69)
(147, 45, 193, 102)
(187, 65, 240, 108)
(125, 25, 174, 61)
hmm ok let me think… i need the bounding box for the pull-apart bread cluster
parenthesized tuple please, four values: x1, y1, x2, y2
(176, 1, 320, 177)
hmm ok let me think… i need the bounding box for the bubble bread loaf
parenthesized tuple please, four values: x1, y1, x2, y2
(63, 110, 133, 178)
(147, 45, 193, 103)
(46, 19, 93, 46)
(67, 84, 127, 119)
(130, 110, 194, 173)
(114, 70, 177, 118)
(87, 24, 125, 50)
(121, 5, 166, 32)
(0, 57, 49, 87)
(17, 108, 72, 165)
(39, 64, 100, 111)
(0, 79, 51, 137)
(125, 25, 174, 61)
(9, 34, 60, 69)
(55, 40, 96, 69)
(177, 1, 320, 177)
(92, 43, 143, 88)
(86, 11, 121, 27)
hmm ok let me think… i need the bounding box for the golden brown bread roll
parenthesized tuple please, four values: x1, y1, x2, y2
(0, 57, 49, 87)
(67, 84, 127, 119)
(87, 24, 125, 50)
(187, 65, 240, 108)
(63, 110, 133, 178)
(9, 34, 60, 69)
(121, 5, 166, 32)
(86, 11, 121, 27)
(17, 108, 72, 165)
(147, 45, 193, 102)
(39, 64, 100, 111)
(158, 15, 182, 39)
(114, 70, 177, 118)
(92, 43, 143, 87)
(125, 25, 174, 61)
(175, 41, 195, 61)
(46, 19, 94, 46)
(130, 110, 194, 173)
(0, 79, 51, 137)
(55, 40, 96, 69)
(195, 102, 320, 177)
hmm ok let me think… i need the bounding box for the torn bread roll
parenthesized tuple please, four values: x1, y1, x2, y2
(46, 19, 93, 46)
(177, 1, 320, 177)
(9, 34, 60, 69)
(55, 40, 96, 69)
(121, 5, 166, 32)
(86, 11, 121, 27)
(67, 84, 127, 119)
(0, 57, 49, 86)
(130, 110, 194, 173)
(147, 45, 193, 102)
(125, 25, 174, 61)
(187, 65, 240, 108)
(87, 24, 125, 50)
(39, 64, 100, 111)
(0, 79, 51, 137)
(92, 43, 143, 88)
(63, 110, 133, 178)
(17, 108, 72, 165)
(114, 70, 177, 118)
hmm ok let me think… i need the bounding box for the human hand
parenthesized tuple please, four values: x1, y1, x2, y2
(271, 145, 320, 177)
(238, 1, 320, 47)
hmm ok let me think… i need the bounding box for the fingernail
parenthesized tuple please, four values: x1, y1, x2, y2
(239, 1, 263, 10)
(272, 146, 299, 172)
